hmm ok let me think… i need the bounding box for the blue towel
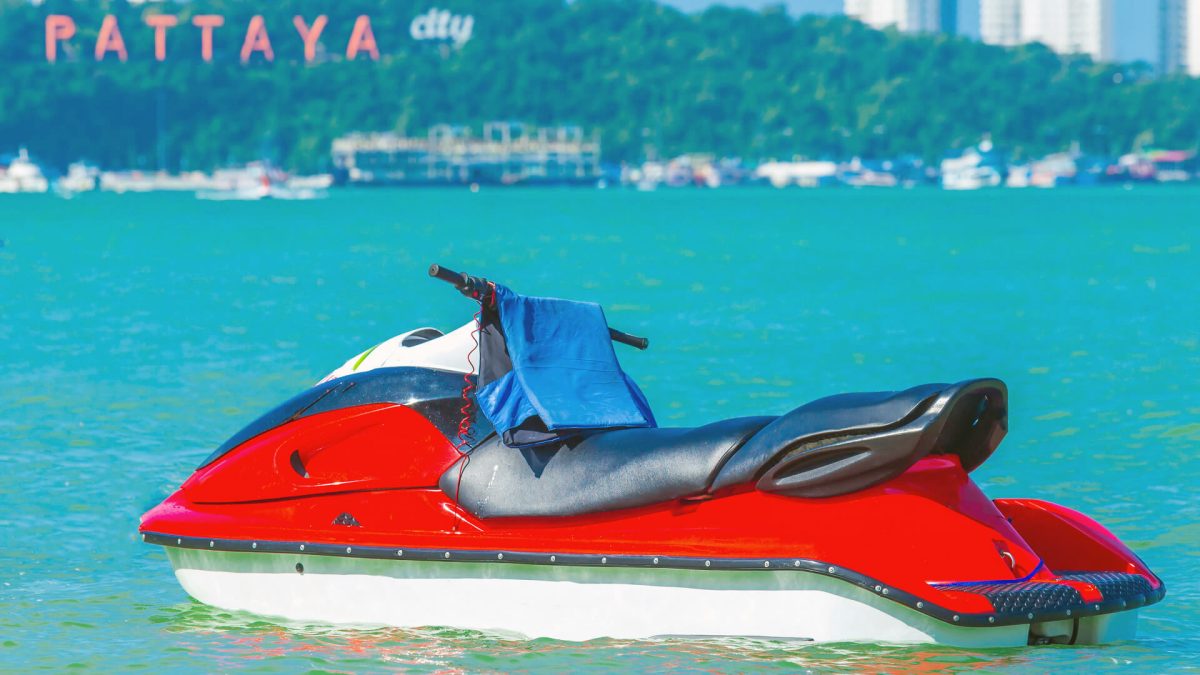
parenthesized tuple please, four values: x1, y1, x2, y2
(475, 284, 655, 447)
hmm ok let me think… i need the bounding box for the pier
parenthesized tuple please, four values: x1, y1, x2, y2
(332, 122, 602, 187)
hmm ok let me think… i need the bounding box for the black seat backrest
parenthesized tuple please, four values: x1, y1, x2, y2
(710, 379, 1007, 498)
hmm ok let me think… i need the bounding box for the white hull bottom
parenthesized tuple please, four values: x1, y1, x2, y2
(166, 548, 1139, 646)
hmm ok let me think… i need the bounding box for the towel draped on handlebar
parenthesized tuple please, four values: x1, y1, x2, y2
(475, 284, 656, 448)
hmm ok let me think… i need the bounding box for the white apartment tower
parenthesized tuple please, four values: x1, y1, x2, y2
(1192, 0, 1200, 75)
(1161, 0, 1187, 73)
(979, 0, 1113, 61)
(845, 0, 943, 33)
(1161, 0, 1200, 75)
(979, 0, 1022, 46)
(1021, 0, 1114, 62)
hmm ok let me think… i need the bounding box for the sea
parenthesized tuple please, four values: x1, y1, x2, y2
(1, 187, 1197, 672)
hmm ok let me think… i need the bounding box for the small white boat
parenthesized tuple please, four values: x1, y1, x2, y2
(0, 148, 50, 194)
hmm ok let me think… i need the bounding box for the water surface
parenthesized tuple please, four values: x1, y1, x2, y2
(1, 187, 1197, 671)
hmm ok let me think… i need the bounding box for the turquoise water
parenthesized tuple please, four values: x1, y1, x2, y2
(1, 188, 1197, 672)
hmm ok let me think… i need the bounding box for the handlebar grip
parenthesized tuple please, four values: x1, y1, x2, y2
(429, 263, 488, 300)
(428, 264, 467, 289)
(609, 328, 649, 350)
(430, 263, 649, 350)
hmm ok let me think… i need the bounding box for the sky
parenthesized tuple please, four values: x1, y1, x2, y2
(660, 0, 1159, 65)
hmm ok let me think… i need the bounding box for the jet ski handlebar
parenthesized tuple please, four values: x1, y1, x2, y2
(428, 264, 649, 350)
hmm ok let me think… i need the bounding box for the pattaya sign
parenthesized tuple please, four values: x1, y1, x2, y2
(44, 8, 474, 63)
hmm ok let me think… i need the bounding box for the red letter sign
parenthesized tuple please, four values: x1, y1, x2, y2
(192, 15, 225, 63)
(95, 15, 128, 62)
(346, 15, 379, 61)
(45, 14, 76, 63)
(145, 15, 179, 62)
(240, 15, 274, 63)
(293, 15, 328, 63)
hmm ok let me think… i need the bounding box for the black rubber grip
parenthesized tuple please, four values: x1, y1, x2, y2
(608, 328, 649, 350)
(428, 264, 467, 288)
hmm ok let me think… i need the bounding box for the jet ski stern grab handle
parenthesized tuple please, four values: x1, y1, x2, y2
(428, 264, 650, 350)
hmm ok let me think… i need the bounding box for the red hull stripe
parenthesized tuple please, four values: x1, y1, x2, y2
(142, 531, 1164, 629)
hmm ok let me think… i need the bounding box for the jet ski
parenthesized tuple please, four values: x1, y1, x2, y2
(140, 265, 1164, 646)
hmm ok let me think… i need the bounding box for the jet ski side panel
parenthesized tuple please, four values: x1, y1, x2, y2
(197, 367, 480, 470)
(182, 403, 463, 503)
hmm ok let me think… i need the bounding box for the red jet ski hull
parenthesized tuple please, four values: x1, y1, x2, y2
(141, 402, 1163, 644)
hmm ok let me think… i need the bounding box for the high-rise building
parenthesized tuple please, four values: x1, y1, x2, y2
(1020, 0, 1114, 62)
(1191, 0, 1200, 74)
(1160, 0, 1187, 74)
(974, 0, 1022, 45)
(979, 0, 1114, 61)
(844, 0, 943, 33)
(979, 0, 1022, 46)
(1162, 0, 1200, 75)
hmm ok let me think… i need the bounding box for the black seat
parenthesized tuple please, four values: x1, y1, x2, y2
(440, 416, 775, 518)
(442, 379, 1008, 518)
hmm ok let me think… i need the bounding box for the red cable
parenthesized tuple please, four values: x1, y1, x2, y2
(452, 283, 494, 513)
(453, 282, 495, 452)
(453, 302, 484, 452)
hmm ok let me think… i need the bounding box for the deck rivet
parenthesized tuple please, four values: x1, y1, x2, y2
(299, 544, 305, 551)
(444, 552, 451, 559)
(602, 557, 608, 564)
(252, 542, 257, 549)
(550, 555, 556, 562)
(209, 541, 214, 548)
(875, 585, 882, 592)
(397, 550, 403, 557)
(346, 547, 352, 554)
(1120, 600, 1127, 608)
(653, 557, 659, 565)
(1027, 613, 1034, 620)
(953, 615, 960, 622)
(1094, 604, 1100, 611)
(177, 538, 182, 545)
(916, 602, 924, 609)
(882, 588, 889, 595)
(794, 561, 800, 568)
(828, 566, 836, 574)
(988, 617, 995, 624)
(1066, 610, 1072, 616)
(705, 560, 711, 567)
(764, 561, 770, 568)
(497, 553, 504, 560)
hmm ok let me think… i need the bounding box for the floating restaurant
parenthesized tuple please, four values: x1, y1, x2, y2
(331, 122, 602, 187)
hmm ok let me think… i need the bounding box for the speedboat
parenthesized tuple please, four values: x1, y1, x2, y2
(140, 265, 1164, 645)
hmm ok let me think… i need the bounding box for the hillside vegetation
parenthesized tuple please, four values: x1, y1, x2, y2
(1, 0, 1198, 171)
